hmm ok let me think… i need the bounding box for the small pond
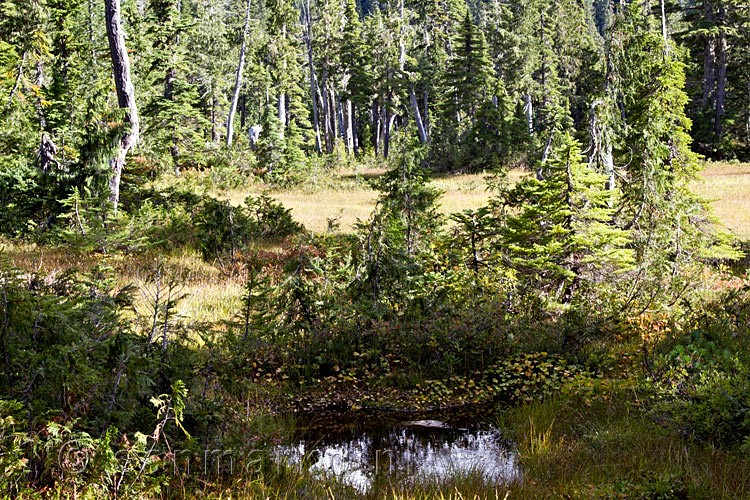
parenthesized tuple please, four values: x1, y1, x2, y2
(276, 414, 521, 493)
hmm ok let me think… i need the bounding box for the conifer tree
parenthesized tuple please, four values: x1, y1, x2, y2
(498, 132, 633, 306)
(612, 4, 737, 296)
(340, 0, 371, 154)
(442, 11, 494, 128)
(143, 0, 205, 170)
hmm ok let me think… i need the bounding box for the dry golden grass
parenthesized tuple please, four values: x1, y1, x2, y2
(691, 162, 750, 238)
(0, 242, 246, 325)
(2, 161, 747, 325)
(223, 161, 750, 238)
(217, 168, 528, 233)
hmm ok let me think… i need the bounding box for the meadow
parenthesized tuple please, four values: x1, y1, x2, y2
(225, 161, 750, 236)
(5, 161, 747, 327)
(1, 161, 749, 499)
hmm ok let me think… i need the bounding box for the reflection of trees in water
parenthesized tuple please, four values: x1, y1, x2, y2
(281, 421, 519, 492)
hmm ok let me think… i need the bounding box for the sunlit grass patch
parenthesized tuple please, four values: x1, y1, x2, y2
(500, 390, 750, 499)
(691, 161, 750, 238)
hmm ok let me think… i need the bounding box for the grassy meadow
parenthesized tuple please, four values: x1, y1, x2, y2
(215, 161, 750, 236)
(1, 161, 749, 499)
(6, 161, 746, 327)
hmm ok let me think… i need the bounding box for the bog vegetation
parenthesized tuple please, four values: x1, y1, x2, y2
(0, 0, 749, 497)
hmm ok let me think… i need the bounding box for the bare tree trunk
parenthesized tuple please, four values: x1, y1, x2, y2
(346, 99, 354, 153)
(328, 87, 337, 142)
(409, 88, 428, 144)
(226, 0, 252, 147)
(303, 0, 322, 153)
(524, 94, 533, 135)
(384, 97, 392, 158)
(714, 2, 727, 136)
(351, 103, 359, 155)
(278, 92, 286, 139)
(104, 0, 139, 214)
(537, 132, 554, 180)
(383, 61, 392, 158)
(701, 0, 716, 108)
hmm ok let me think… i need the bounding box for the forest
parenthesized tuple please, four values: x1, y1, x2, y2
(1, 0, 750, 497)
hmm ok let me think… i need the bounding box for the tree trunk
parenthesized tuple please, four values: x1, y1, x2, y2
(328, 87, 337, 143)
(303, 0, 322, 153)
(336, 92, 345, 143)
(701, 0, 716, 108)
(714, 2, 727, 136)
(351, 103, 359, 155)
(225, 0, 252, 147)
(409, 88, 428, 144)
(104, 0, 139, 214)
(373, 100, 381, 156)
(346, 99, 354, 153)
(524, 94, 534, 135)
(384, 98, 392, 158)
(278, 92, 286, 139)
(537, 132, 554, 180)
(383, 62, 392, 158)
(321, 67, 333, 153)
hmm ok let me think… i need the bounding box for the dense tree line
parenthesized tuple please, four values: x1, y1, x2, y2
(1, 0, 748, 187)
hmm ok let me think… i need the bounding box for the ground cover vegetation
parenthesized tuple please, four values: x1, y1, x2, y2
(1, 0, 750, 497)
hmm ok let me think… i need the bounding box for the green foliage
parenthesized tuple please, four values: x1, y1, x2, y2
(497, 132, 633, 308)
(351, 140, 442, 311)
(54, 187, 152, 253)
(646, 284, 750, 448)
(195, 194, 303, 261)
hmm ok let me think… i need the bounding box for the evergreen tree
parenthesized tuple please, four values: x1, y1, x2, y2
(611, 4, 737, 299)
(441, 11, 494, 128)
(498, 132, 633, 307)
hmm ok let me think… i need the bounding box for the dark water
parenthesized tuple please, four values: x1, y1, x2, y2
(276, 415, 520, 493)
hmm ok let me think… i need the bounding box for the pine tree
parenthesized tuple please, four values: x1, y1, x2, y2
(340, 0, 371, 154)
(609, 4, 738, 299)
(442, 11, 494, 129)
(142, 0, 206, 171)
(498, 132, 633, 307)
(257, 102, 284, 175)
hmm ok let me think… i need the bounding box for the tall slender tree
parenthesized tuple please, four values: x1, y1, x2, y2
(104, 0, 138, 213)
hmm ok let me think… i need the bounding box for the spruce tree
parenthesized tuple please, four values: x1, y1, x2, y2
(613, 4, 737, 298)
(498, 132, 633, 307)
(442, 11, 494, 128)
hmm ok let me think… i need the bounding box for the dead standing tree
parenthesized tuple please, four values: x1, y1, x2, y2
(104, 0, 139, 214)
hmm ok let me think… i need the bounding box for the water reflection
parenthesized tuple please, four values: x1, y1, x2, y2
(277, 417, 520, 493)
